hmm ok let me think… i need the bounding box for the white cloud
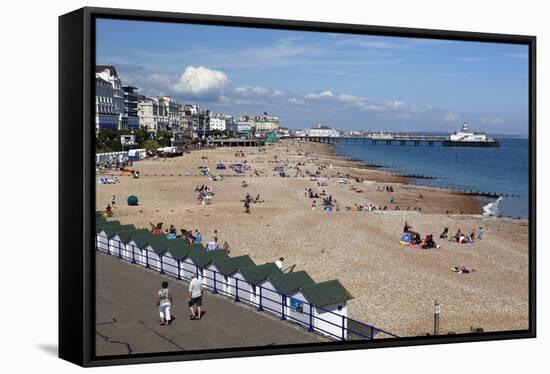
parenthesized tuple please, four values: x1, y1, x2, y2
(234, 85, 283, 97)
(173, 66, 229, 94)
(288, 98, 305, 105)
(444, 112, 460, 122)
(304, 90, 334, 99)
(480, 116, 505, 124)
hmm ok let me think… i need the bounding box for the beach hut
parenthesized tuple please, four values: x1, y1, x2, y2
(258, 271, 315, 317)
(105, 224, 136, 257)
(95, 220, 121, 253)
(288, 280, 354, 339)
(205, 255, 255, 297)
(125, 232, 164, 268)
(161, 240, 192, 279)
(179, 244, 208, 281)
(143, 238, 180, 273)
(233, 263, 283, 306)
(187, 249, 229, 290)
(115, 228, 150, 262)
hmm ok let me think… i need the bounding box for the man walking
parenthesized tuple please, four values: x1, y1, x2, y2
(188, 274, 203, 320)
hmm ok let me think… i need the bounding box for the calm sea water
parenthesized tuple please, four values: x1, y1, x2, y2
(334, 138, 529, 218)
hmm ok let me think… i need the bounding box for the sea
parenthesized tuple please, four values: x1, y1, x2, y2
(334, 137, 529, 219)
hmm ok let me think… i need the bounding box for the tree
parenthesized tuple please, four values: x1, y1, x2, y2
(143, 140, 160, 152)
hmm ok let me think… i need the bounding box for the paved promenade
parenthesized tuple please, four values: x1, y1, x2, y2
(96, 253, 327, 356)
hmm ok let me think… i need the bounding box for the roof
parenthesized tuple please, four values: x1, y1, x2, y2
(96, 65, 118, 76)
(148, 238, 181, 254)
(210, 255, 255, 276)
(238, 263, 283, 285)
(165, 241, 196, 260)
(130, 232, 165, 248)
(117, 228, 150, 243)
(296, 280, 354, 307)
(96, 220, 121, 233)
(104, 224, 136, 238)
(188, 249, 229, 268)
(265, 271, 315, 295)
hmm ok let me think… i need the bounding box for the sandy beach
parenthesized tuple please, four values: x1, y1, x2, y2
(96, 140, 529, 337)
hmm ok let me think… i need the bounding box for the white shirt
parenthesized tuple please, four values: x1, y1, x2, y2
(275, 260, 283, 270)
(189, 278, 202, 298)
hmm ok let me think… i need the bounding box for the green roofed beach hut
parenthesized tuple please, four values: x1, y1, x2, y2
(187, 250, 229, 290)
(258, 271, 315, 317)
(162, 240, 195, 279)
(144, 237, 185, 273)
(95, 220, 121, 253)
(288, 280, 354, 339)
(105, 224, 136, 257)
(233, 263, 283, 306)
(125, 232, 165, 268)
(115, 228, 150, 262)
(204, 255, 256, 296)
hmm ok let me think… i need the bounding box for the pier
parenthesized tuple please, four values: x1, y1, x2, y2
(290, 135, 446, 146)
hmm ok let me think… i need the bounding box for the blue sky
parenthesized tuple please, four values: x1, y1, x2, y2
(96, 19, 529, 135)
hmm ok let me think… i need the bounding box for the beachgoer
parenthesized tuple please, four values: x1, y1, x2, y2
(223, 241, 230, 254)
(275, 257, 284, 270)
(188, 274, 203, 320)
(440, 227, 449, 239)
(105, 204, 113, 218)
(244, 199, 251, 213)
(478, 227, 484, 240)
(194, 230, 202, 244)
(157, 281, 173, 326)
(311, 200, 317, 210)
(111, 195, 116, 208)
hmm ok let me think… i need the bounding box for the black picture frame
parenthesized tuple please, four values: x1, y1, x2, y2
(59, 6, 536, 367)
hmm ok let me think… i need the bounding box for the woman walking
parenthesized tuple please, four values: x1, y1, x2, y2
(157, 281, 173, 326)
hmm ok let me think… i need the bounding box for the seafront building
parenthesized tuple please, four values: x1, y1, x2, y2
(122, 85, 139, 130)
(95, 65, 125, 131)
(298, 124, 340, 137)
(239, 114, 280, 135)
(210, 113, 238, 134)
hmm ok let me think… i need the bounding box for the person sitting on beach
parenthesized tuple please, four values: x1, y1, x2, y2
(422, 234, 436, 249)
(206, 240, 218, 251)
(390, 196, 396, 204)
(403, 221, 412, 233)
(311, 200, 317, 210)
(194, 230, 202, 244)
(223, 241, 230, 254)
(440, 227, 449, 239)
(254, 194, 263, 203)
(169, 225, 177, 235)
(105, 204, 113, 218)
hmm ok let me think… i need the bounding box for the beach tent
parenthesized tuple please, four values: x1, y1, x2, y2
(288, 280, 353, 339)
(258, 271, 315, 317)
(127, 195, 139, 206)
(187, 250, 229, 289)
(233, 263, 283, 306)
(95, 220, 121, 253)
(216, 163, 226, 169)
(105, 224, 136, 257)
(205, 255, 256, 297)
(399, 232, 412, 245)
(126, 232, 164, 268)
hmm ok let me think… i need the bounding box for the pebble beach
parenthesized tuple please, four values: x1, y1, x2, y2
(96, 140, 529, 337)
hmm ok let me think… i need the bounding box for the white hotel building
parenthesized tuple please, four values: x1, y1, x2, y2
(95, 65, 125, 131)
(239, 114, 279, 135)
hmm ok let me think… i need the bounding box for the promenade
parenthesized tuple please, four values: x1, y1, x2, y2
(96, 253, 327, 356)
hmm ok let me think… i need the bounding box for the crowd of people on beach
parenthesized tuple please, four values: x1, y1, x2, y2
(149, 223, 231, 254)
(439, 226, 484, 243)
(195, 184, 215, 205)
(400, 221, 485, 249)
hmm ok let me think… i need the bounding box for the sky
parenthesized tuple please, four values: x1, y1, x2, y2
(96, 18, 529, 135)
